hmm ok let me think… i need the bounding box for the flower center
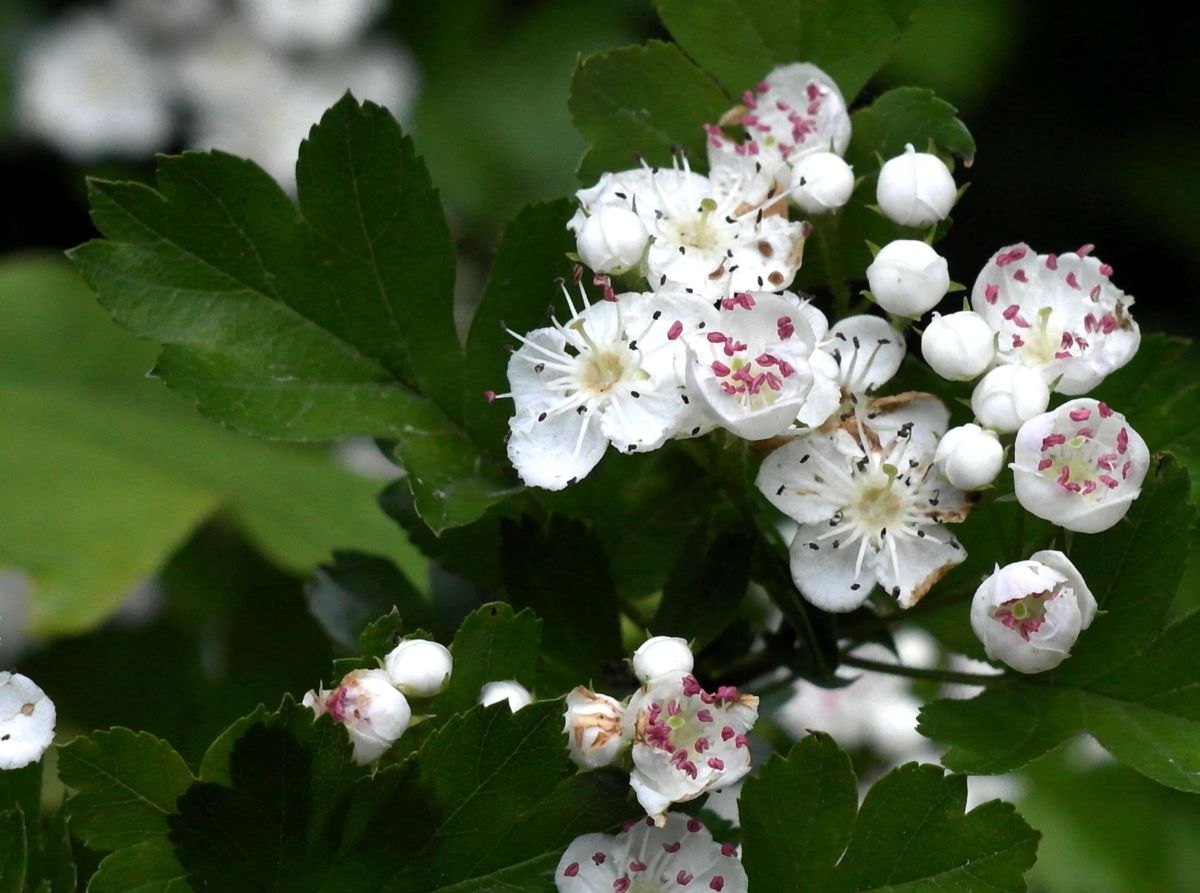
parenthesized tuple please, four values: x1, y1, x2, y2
(993, 589, 1056, 640)
(580, 350, 627, 393)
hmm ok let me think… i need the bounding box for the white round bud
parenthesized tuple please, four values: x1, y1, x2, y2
(478, 679, 533, 712)
(789, 151, 855, 214)
(576, 205, 649, 275)
(0, 672, 56, 770)
(632, 635, 694, 684)
(875, 143, 958, 228)
(970, 550, 1096, 673)
(384, 638, 453, 698)
(563, 686, 628, 769)
(921, 310, 995, 381)
(935, 423, 1004, 490)
(866, 239, 950, 318)
(971, 365, 1049, 432)
(324, 668, 411, 765)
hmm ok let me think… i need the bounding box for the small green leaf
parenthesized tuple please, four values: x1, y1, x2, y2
(58, 729, 194, 853)
(89, 839, 191, 893)
(845, 86, 977, 171)
(431, 602, 543, 717)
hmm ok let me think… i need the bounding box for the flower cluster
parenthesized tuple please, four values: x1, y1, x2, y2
(562, 637, 759, 824)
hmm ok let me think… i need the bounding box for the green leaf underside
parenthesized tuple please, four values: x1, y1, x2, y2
(920, 456, 1200, 792)
(68, 97, 519, 532)
(655, 0, 920, 102)
(741, 734, 1039, 891)
(58, 728, 194, 853)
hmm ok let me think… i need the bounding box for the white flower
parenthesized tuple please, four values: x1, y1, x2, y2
(875, 144, 958, 228)
(384, 639, 453, 698)
(116, 0, 219, 37)
(555, 812, 747, 893)
(17, 10, 173, 161)
(802, 314, 907, 427)
(624, 673, 759, 821)
(684, 291, 819, 440)
(935, 424, 1004, 490)
(1012, 399, 1149, 533)
(706, 62, 851, 207)
(971, 365, 1050, 433)
(502, 287, 713, 489)
(970, 551, 1097, 673)
(789, 151, 855, 214)
(563, 687, 628, 769)
(479, 680, 533, 712)
(970, 243, 1140, 394)
(921, 310, 996, 381)
(866, 240, 950, 318)
(236, 0, 385, 50)
(576, 206, 650, 275)
(757, 399, 970, 611)
(632, 636, 694, 684)
(306, 668, 411, 765)
(0, 672, 55, 770)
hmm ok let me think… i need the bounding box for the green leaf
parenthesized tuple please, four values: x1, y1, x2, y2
(58, 729, 194, 852)
(740, 735, 1040, 891)
(500, 517, 622, 689)
(431, 603, 543, 717)
(0, 762, 40, 866)
(306, 552, 430, 652)
(655, 515, 753, 650)
(0, 255, 424, 635)
(655, 0, 920, 101)
(0, 808, 27, 893)
(89, 839, 191, 893)
(569, 41, 729, 181)
(68, 99, 519, 532)
(38, 810, 76, 893)
(920, 455, 1200, 791)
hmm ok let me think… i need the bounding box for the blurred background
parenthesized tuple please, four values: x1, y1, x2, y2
(1, 1, 1198, 889)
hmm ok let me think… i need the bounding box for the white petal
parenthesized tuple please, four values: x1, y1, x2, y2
(507, 408, 608, 490)
(756, 435, 852, 524)
(797, 350, 842, 427)
(600, 389, 686, 453)
(873, 529, 965, 608)
(0, 672, 56, 770)
(827, 315, 906, 393)
(789, 523, 876, 612)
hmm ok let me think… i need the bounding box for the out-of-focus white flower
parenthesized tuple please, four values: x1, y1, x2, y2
(632, 636, 694, 684)
(921, 310, 995, 381)
(563, 687, 628, 769)
(624, 673, 758, 821)
(757, 397, 969, 611)
(305, 668, 410, 764)
(970, 550, 1097, 673)
(0, 672, 56, 770)
(17, 10, 173, 160)
(875, 144, 957, 228)
(971, 365, 1049, 433)
(117, 0, 220, 37)
(555, 813, 747, 893)
(1012, 399, 1149, 533)
(479, 680, 533, 712)
(866, 240, 950, 318)
(789, 151, 855, 214)
(576, 206, 649, 275)
(384, 639, 453, 698)
(970, 243, 1140, 395)
(236, 0, 386, 50)
(935, 423, 1004, 490)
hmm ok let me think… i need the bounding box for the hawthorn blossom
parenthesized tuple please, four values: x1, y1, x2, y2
(304, 668, 410, 765)
(921, 310, 996, 381)
(970, 550, 1097, 673)
(801, 314, 907, 428)
(384, 639, 453, 698)
(632, 636, 694, 684)
(757, 398, 970, 612)
(866, 239, 950, 318)
(971, 365, 1050, 433)
(563, 687, 628, 769)
(1012, 399, 1149, 533)
(624, 673, 759, 821)
(789, 151, 855, 214)
(568, 160, 808, 299)
(875, 144, 958, 228)
(970, 243, 1140, 394)
(705, 62, 851, 207)
(935, 424, 1004, 490)
(0, 672, 56, 770)
(479, 680, 533, 712)
(236, 0, 386, 50)
(501, 287, 714, 489)
(556, 813, 747, 893)
(684, 291, 819, 439)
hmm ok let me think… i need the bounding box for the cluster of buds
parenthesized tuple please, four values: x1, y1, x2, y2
(562, 636, 759, 825)
(0, 671, 56, 770)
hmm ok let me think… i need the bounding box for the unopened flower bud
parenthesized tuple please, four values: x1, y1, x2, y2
(935, 423, 1003, 490)
(632, 635, 693, 684)
(971, 365, 1049, 433)
(563, 686, 628, 769)
(313, 668, 411, 765)
(0, 672, 56, 770)
(576, 205, 649, 275)
(866, 239, 950, 318)
(921, 310, 995, 381)
(479, 679, 533, 712)
(384, 638, 453, 698)
(875, 143, 957, 228)
(970, 550, 1096, 673)
(789, 151, 854, 214)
